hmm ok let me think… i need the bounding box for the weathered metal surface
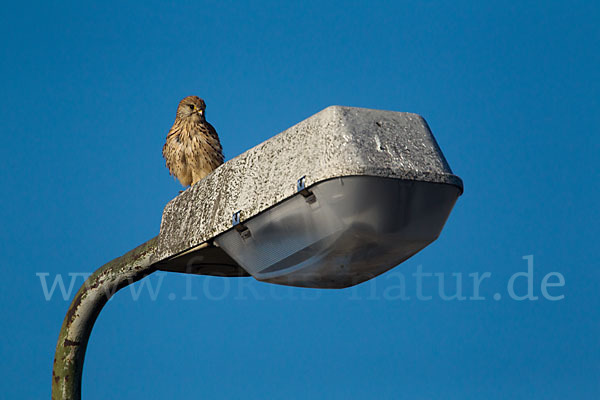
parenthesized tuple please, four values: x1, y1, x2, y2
(52, 105, 464, 398)
(156, 106, 462, 262)
(52, 237, 159, 400)
(157, 243, 249, 277)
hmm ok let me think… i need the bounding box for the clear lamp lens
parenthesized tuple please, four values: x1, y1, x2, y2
(215, 176, 460, 288)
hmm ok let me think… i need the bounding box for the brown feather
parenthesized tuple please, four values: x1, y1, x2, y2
(162, 96, 224, 187)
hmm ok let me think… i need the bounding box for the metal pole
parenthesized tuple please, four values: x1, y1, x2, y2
(52, 237, 159, 400)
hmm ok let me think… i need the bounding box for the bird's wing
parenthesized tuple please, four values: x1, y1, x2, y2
(165, 122, 182, 140)
(205, 122, 225, 163)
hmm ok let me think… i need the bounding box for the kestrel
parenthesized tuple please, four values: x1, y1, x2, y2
(162, 96, 224, 187)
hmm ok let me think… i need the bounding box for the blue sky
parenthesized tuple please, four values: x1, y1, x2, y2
(1, 1, 598, 399)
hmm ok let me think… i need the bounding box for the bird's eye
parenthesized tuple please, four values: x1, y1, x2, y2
(189, 104, 195, 110)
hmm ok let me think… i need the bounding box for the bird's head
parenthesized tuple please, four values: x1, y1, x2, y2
(176, 95, 207, 122)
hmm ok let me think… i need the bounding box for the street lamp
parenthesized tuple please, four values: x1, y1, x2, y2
(52, 106, 463, 399)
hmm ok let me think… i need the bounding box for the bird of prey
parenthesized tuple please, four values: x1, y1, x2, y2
(162, 96, 224, 187)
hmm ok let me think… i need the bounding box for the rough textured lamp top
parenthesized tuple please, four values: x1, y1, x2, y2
(156, 105, 463, 262)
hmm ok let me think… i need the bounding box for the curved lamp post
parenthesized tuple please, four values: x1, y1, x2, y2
(52, 106, 463, 399)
